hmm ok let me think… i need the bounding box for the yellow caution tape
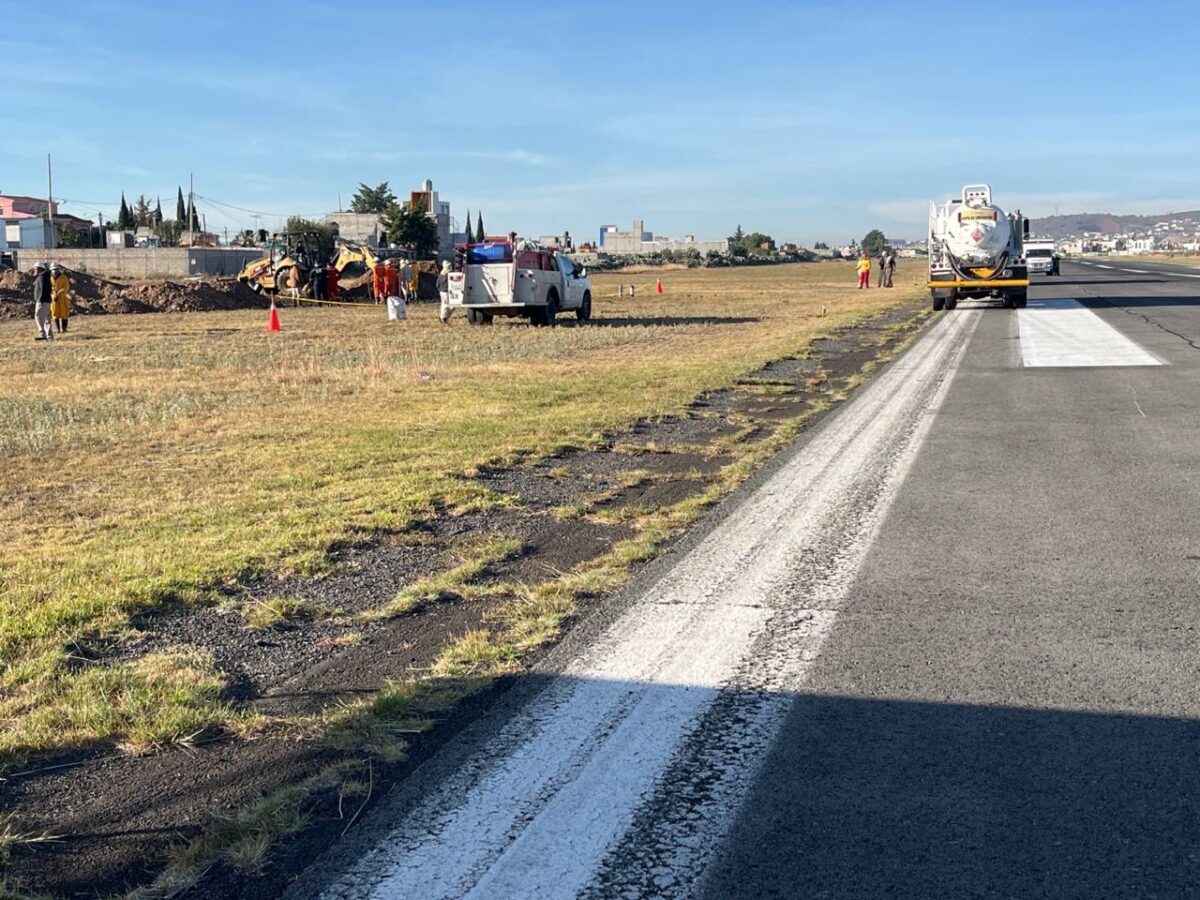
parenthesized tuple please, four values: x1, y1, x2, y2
(927, 279, 1030, 288)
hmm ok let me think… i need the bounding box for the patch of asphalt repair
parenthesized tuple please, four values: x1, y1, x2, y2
(0, 299, 930, 899)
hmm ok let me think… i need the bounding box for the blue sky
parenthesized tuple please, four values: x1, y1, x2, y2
(4, 0, 1199, 244)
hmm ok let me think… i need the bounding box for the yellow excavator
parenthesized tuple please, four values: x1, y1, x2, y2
(237, 233, 378, 295)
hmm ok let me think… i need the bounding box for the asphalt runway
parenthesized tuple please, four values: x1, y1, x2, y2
(290, 261, 1200, 899)
(701, 260, 1200, 899)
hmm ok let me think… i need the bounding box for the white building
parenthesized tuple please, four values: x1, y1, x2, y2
(598, 219, 727, 255)
(4, 218, 51, 249)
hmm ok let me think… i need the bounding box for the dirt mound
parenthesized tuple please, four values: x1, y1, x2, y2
(0, 270, 269, 319)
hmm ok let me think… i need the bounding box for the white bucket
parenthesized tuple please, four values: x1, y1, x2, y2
(386, 296, 407, 321)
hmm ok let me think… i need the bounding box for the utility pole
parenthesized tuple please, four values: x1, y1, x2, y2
(188, 172, 194, 248)
(46, 153, 55, 250)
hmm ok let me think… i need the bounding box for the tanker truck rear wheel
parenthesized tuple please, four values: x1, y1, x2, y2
(932, 291, 945, 312)
(944, 291, 958, 311)
(1012, 290, 1028, 309)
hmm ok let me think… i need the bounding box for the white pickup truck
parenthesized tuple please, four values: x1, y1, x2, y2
(446, 239, 592, 326)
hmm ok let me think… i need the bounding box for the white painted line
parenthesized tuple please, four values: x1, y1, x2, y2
(1094, 264, 1114, 269)
(312, 312, 981, 900)
(1019, 299, 1163, 368)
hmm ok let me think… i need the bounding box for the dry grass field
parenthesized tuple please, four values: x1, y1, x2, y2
(0, 260, 924, 763)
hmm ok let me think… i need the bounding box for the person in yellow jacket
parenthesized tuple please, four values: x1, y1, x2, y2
(50, 264, 71, 332)
(856, 251, 871, 289)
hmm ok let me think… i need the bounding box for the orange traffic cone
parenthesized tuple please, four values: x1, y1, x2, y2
(656, 278, 664, 295)
(267, 303, 282, 332)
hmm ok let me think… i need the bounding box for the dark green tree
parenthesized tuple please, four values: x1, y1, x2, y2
(188, 196, 201, 231)
(55, 224, 84, 248)
(380, 203, 439, 258)
(743, 232, 775, 252)
(861, 229, 889, 256)
(155, 219, 185, 246)
(475, 210, 485, 243)
(729, 224, 745, 244)
(116, 194, 134, 230)
(350, 182, 397, 213)
(462, 209, 471, 243)
(153, 197, 163, 226)
(175, 187, 187, 223)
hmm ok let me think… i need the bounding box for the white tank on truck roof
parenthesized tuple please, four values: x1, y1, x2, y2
(932, 184, 1015, 266)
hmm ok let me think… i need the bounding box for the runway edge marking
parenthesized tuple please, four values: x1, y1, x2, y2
(309, 311, 982, 900)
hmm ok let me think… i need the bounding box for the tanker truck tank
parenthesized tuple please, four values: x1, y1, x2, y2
(927, 184, 1030, 311)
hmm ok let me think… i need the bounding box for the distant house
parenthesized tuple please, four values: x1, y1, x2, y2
(0, 194, 91, 231)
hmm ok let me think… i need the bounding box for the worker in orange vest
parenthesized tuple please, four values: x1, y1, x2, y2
(382, 258, 401, 299)
(372, 259, 388, 303)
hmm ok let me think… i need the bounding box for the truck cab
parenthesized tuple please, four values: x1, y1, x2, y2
(447, 239, 593, 326)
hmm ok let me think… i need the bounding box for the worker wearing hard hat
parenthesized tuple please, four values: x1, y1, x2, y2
(382, 258, 401, 299)
(50, 263, 71, 332)
(32, 262, 53, 341)
(856, 251, 871, 289)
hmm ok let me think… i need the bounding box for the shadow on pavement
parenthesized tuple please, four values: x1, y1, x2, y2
(701, 693, 1200, 899)
(1079, 294, 1200, 309)
(1047, 277, 1168, 286)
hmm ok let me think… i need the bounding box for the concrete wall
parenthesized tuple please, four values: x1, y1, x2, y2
(326, 212, 382, 246)
(19, 247, 263, 278)
(602, 236, 728, 255)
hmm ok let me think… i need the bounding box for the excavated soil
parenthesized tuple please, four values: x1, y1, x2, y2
(0, 300, 929, 899)
(0, 269, 270, 318)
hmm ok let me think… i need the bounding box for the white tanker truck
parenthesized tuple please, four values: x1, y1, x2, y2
(928, 184, 1030, 311)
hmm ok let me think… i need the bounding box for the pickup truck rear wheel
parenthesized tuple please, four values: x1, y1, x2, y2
(577, 291, 592, 322)
(534, 292, 559, 327)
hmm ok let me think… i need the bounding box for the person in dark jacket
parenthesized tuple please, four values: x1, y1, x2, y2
(32, 262, 53, 341)
(309, 259, 327, 302)
(325, 261, 340, 302)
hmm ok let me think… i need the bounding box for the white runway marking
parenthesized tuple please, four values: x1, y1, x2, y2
(1018, 299, 1162, 368)
(309, 313, 981, 900)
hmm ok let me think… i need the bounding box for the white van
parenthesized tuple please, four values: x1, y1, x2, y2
(1025, 238, 1059, 276)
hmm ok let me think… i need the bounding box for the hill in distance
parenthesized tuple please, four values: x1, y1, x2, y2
(1029, 210, 1200, 239)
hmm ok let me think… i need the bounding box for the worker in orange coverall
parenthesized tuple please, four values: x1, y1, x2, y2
(372, 259, 387, 303)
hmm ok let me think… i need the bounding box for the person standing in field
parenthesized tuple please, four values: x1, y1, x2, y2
(50, 263, 71, 333)
(883, 250, 897, 288)
(438, 260, 454, 323)
(382, 258, 401, 301)
(325, 260, 340, 302)
(309, 258, 327, 302)
(857, 251, 871, 289)
(372, 258, 387, 304)
(32, 262, 53, 341)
